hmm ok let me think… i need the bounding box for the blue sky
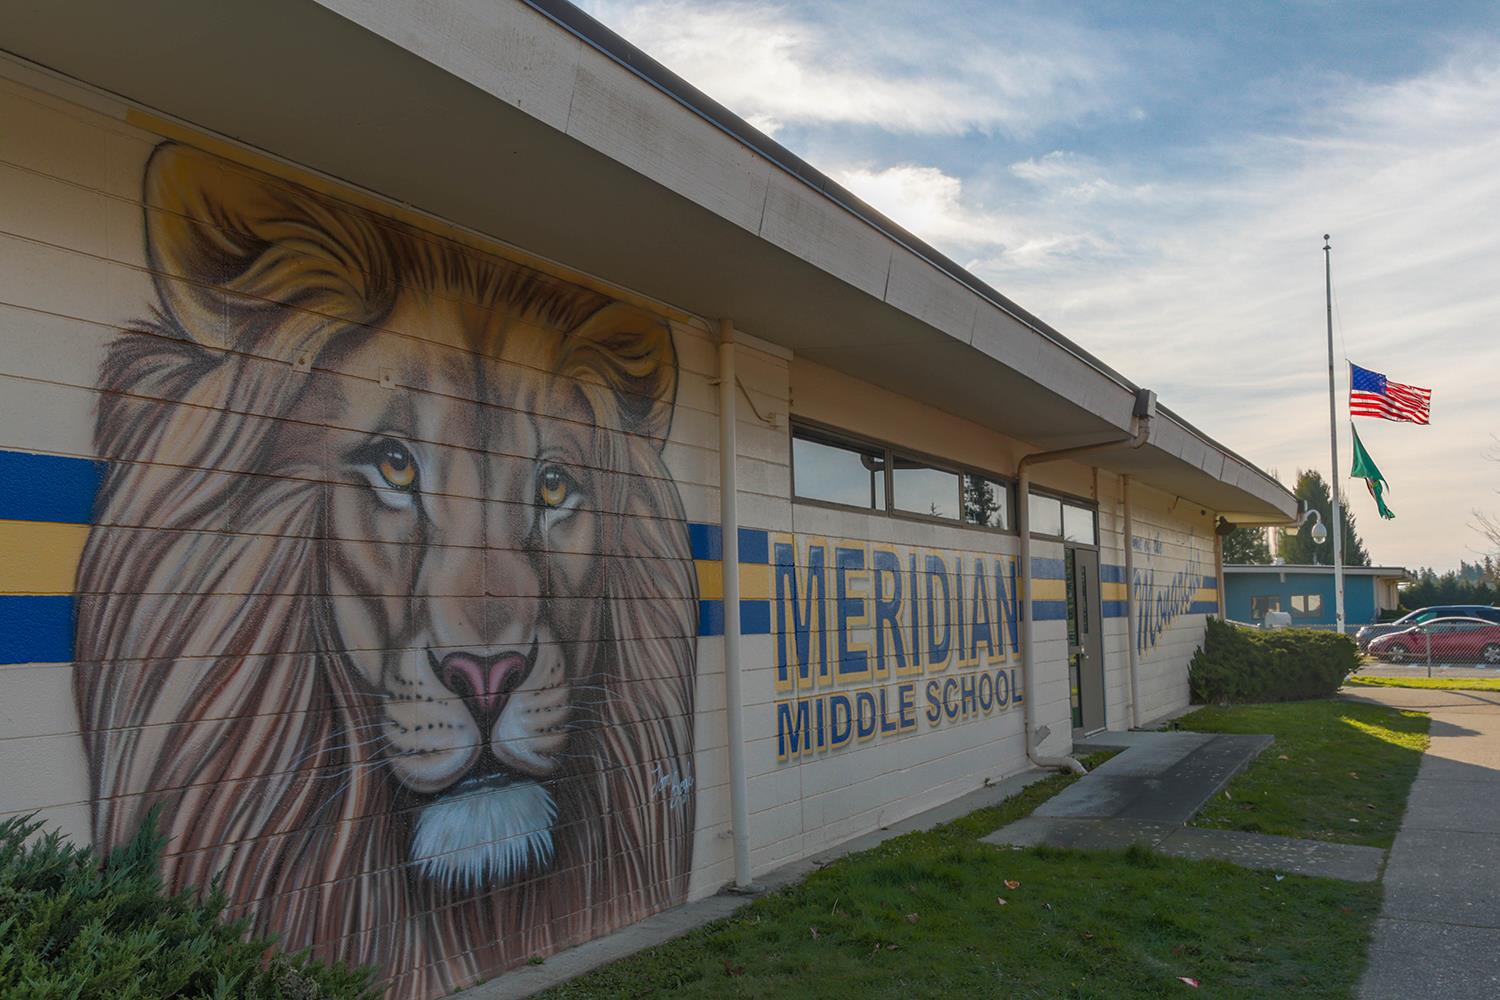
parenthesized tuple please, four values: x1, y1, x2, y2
(580, 0, 1500, 571)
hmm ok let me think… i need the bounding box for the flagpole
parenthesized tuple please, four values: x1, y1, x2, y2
(1324, 235, 1346, 634)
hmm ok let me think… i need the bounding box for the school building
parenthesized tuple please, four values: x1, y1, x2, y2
(1224, 563, 1407, 627)
(0, 1, 1298, 995)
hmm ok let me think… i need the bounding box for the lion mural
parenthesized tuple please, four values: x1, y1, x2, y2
(73, 143, 698, 995)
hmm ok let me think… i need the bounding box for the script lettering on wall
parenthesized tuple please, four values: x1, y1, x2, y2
(1131, 532, 1217, 653)
(71, 143, 698, 995)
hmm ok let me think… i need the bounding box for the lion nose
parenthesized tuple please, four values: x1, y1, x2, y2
(439, 651, 528, 728)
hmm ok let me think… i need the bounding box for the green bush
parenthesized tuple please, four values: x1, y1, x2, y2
(1189, 617, 1359, 704)
(0, 812, 374, 999)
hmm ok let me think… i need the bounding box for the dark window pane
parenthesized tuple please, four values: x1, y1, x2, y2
(1029, 492, 1063, 536)
(892, 456, 959, 519)
(793, 431, 886, 510)
(963, 474, 1010, 529)
(1063, 504, 1096, 544)
(1065, 549, 1079, 646)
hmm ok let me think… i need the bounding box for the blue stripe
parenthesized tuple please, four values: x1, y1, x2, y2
(696, 599, 769, 636)
(738, 528, 769, 565)
(688, 523, 721, 561)
(688, 523, 770, 564)
(741, 599, 771, 634)
(0, 451, 105, 524)
(1102, 599, 1127, 619)
(0, 595, 75, 664)
(1032, 599, 1069, 621)
(1189, 600, 1219, 615)
(697, 599, 724, 637)
(1100, 564, 1127, 584)
(1200, 575, 1219, 590)
(1030, 557, 1066, 580)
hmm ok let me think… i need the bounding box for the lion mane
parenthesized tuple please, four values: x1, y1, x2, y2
(73, 143, 698, 995)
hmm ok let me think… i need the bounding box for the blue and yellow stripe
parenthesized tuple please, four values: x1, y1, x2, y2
(691, 524, 772, 637)
(0, 449, 104, 665)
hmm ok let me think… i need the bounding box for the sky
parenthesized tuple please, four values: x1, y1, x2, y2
(577, 0, 1500, 572)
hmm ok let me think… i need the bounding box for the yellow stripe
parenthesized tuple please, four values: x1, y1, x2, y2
(695, 560, 724, 601)
(1101, 581, 1128, 601)
(0, 520, 88, 594)
(740, 563, 771, 601)
(1032, 579, 1067, 602)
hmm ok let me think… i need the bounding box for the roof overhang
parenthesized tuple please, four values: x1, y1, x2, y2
(0, 0, 1297, 522)
(1225, 565, 1410, 577)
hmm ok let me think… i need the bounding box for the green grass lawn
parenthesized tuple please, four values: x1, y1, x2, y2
(541, 754, 1381, 1000)
(1179, 699, 1429, 848)
(1347, 675, 1500, 692)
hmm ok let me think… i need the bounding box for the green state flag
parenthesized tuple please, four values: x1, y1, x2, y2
(1350, 423, 1395, 520)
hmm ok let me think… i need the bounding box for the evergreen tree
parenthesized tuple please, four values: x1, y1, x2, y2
(1222, 525, 1273, 564)
(963, 475, 1004, 528)
(1277, 469, 1371, 566)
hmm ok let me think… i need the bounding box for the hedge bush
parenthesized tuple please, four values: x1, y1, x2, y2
(1188, 617, 1360, 704)
(0, 811, 374, 999)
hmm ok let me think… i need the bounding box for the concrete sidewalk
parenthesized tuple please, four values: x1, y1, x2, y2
(1343, 687, 1500, 999)
(984, 728, 1385, 881)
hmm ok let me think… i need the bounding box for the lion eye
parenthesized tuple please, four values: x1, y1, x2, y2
(536, 466, 572, 509)
(375, 441, 418, 490)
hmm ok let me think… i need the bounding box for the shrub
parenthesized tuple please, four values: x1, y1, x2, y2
(1188, 617, 1359, 704)
(0, 811, 374, 999)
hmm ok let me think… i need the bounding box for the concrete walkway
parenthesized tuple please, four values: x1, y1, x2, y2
(982, 728, 1386, 881)
(1344, 687, 1500, 999)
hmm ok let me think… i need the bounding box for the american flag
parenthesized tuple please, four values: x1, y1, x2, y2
(1349, 362, 1431, 424)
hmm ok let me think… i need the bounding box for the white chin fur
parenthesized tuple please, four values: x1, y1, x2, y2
(410, 779, 557, 892)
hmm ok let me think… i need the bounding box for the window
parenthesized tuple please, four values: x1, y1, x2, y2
(1063, 503, 1097, 545)
(1251, 596, 1281, 619)
(1290, 594, 1323, 618)
(1028, 492, 1063, 537)
(892, 455, 960, 519)
(962, 473, 1010, 530)
(788, 422, 1025, 536)
(792, 428, 885, 510)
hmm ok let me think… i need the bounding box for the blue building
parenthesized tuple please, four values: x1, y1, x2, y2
(1223, 564, 1407, 627)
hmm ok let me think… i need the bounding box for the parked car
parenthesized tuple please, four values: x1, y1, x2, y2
(1355, 605, 1500, 650)
(1366, 617, 1500, 665)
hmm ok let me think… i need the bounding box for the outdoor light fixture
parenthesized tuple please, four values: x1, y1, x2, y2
(1299, 507, 1328, 545)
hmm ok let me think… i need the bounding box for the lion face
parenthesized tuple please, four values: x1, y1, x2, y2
(75, 142, 699, 989)
(310, 295, 609, 891)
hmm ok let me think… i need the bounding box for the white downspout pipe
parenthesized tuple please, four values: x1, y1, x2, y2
(1123, 475, 1141, 730)
(1017, 392, 1155, 773)
(717, 318, 755, 892)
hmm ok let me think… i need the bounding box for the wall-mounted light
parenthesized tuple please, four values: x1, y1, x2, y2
(1299, 506, 1328, 546)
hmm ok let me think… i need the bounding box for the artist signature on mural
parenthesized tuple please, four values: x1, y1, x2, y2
(651, 764, 695, 810)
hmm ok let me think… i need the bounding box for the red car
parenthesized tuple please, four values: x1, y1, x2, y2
(1367, 617, 1500, 666)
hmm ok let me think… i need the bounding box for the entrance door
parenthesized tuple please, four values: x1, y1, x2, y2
(1066, 546, 1106, 734)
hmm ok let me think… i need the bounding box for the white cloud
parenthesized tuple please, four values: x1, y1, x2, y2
(578, 0, 1128, 136)
(963, 52, 1500, 569)
(581, 0, 1500, 569)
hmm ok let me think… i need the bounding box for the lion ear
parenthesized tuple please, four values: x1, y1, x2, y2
(563, 303, 678, 446)
(142, 142, 389, 346)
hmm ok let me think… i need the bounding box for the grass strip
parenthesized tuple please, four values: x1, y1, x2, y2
(1347, 675, 1500, 692)
(1180, 699, 1428, 848)
(541, 751, 1380, 999)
